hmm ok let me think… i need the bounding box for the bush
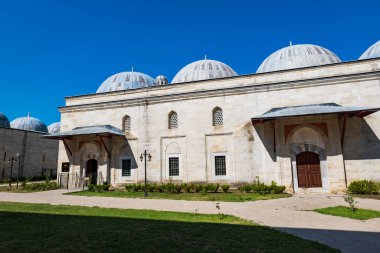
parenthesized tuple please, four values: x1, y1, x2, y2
(88, 184, 95, 192)
(174, 184, 182, 194)
(125, 184, 132, 192)
(243, 184, 252, 193)
(22, 181, 59, 191)
(208, 183, 220, 193)
(221, 184, 230, 193)
(193, 184, 202, 193)
(238, 185, 245, 193)
(146, 184, 154, 192)
(183, 183, 192, 193)
(348, 180, 379, 195)
(202, 184, 210, 194)
(101, 183, 110, 192)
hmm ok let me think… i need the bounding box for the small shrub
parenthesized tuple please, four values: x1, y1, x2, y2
(174, 184, 182, 194)
(209, 183, 220, 193)
(22, 181, 59, 191)
(348, 180, 379, 195)
(243, 184, 252, 193)
(146, 184, 154, 192)
(238, 185, 245, 193)
(125, 184, 132, 192)
(344, 194, 357, 212)
(202, 184, 210, 194)
(193, 184, 202, 193)
(88, 184, 95, 192)
(221, 184, 230, 193)
(101, 183, 110, 192)
(94, 185, 102, 192)
(183, 183, 192, 193)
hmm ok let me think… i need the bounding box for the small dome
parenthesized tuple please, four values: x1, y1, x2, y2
(155, 75, 168, 85)
(0, 112, 10, 128)
(96, 71, 156, 93)
(359, 40, 380, 60)
(48, 122, 61, 133)
(257, 44, 341, 73)
(172, 59, 238, 84)
(11, 114, 48, 133)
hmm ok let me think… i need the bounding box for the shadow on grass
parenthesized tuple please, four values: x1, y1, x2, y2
(279, 227, 380, 253)
(0, 210, 336, 253)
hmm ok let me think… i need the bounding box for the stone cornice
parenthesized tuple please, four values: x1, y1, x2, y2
(59, 71, 380, 113)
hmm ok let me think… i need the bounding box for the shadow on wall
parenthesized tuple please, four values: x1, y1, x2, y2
(343, 117, 380, 160)
(254, 117, 380, 162)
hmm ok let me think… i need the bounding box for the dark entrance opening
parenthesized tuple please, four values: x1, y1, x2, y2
(86, 159, 98, 185)
(296, 152, 322, 188)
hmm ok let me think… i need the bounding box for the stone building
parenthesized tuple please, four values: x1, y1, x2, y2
(47, 41, 380, 193)
(0, 113, 60, 179)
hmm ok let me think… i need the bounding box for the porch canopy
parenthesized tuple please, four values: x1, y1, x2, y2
(251, 103, 380, 125)
(41, 125, 125, 157)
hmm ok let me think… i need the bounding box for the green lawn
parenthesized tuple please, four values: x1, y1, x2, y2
(0, 202, 337, 253)
(67, 190, 291, 202)
(315, 206, 380, 220)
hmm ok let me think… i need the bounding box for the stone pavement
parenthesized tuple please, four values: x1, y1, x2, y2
(0, 190, 380, 253)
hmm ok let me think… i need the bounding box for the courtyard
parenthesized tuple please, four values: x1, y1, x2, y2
(0, 190, 379, 252)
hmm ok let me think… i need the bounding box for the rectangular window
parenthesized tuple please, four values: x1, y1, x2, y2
(122, 159, 131, 177)
(61, 162, 70, 173)
(169, 157, 179, 176)
(214, 156, 226, 176)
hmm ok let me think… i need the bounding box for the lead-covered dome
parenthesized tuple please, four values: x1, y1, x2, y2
(96, 71, 156, 93)
(172, 59, 238, 84)
(11, 114, 48, 133)
(48, 122, 61, 133)
(257, 44, 341, 73)
(0, 112, 10, 128)
(359, 40, 380, 60)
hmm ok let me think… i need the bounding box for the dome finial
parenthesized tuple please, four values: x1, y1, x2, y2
(205, 54, 207, 60)
(131, 66, 134, 72)
(27, 112, 30, 118)
(289, 41, 293, 46)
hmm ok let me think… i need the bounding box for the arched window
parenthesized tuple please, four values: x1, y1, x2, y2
(122, 115, 131, 132)
(168, 111, 178, 129)
(212, 107, 223, 126)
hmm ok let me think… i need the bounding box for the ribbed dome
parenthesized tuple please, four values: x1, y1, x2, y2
(0, 112, 10, 128)
(48, 122, 61, 134)
(359, 40, 380, 60)
(257, 44, 341, 73)
(11, 115, 48, 133)
(96, 71, 156, 93)
(172, 59, 238, 84)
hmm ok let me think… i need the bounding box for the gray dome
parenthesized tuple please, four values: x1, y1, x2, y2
(172, 59, 238, 84)
(48, 122, 61, 133)
(96, 71, 156, 93)
(257, 44, 341, 73)
(0, 112, 10, 128)
(11, 115, 48, 133)
(155, 75, 168, 85)
(359, 40, 380, 60)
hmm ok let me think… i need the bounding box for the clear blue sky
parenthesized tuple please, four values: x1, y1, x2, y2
(0, 0, 379, 125)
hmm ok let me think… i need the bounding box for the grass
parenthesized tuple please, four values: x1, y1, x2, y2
(315, 206, 380, 220)
(0, 202, 337, 253)
(67, 190, 291, 202)
(0, 186, 36, 193)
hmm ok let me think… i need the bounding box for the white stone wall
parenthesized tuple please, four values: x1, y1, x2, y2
(0, 128, 58, 179)
(57, 58, 380, 192)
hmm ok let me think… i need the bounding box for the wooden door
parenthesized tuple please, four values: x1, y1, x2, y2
(296, 152, 322, 188)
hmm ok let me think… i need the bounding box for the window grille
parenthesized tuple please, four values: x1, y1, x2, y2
(214, 156, 226, 176)
(213, 107, 223, 126)
(169, 112, 178, 129)
(169, 157, 179, 176)
(122, 159, 131, 177)
(123, 115, 131, 132)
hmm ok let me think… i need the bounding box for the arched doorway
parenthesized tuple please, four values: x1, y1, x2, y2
(296, 152, 322, 188)
(86, 159, 98, 185)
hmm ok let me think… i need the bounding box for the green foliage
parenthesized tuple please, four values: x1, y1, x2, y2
(343, 194, 357, 212)
(22, 181, 58, 191)
(243, 185, 252, 193)
(202, 184, 210, 194)
(182, 183, 192, 193)
(208, 183, 220, 193)
(88, 184, 95, 192)
(221, 184, 230, 193)
(348, 180, 379, 195)
(238, 181, 285, 195)
(193, 184, 202, 193)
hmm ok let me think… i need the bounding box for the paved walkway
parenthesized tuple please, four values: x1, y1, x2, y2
(0, 190, 380, 253)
